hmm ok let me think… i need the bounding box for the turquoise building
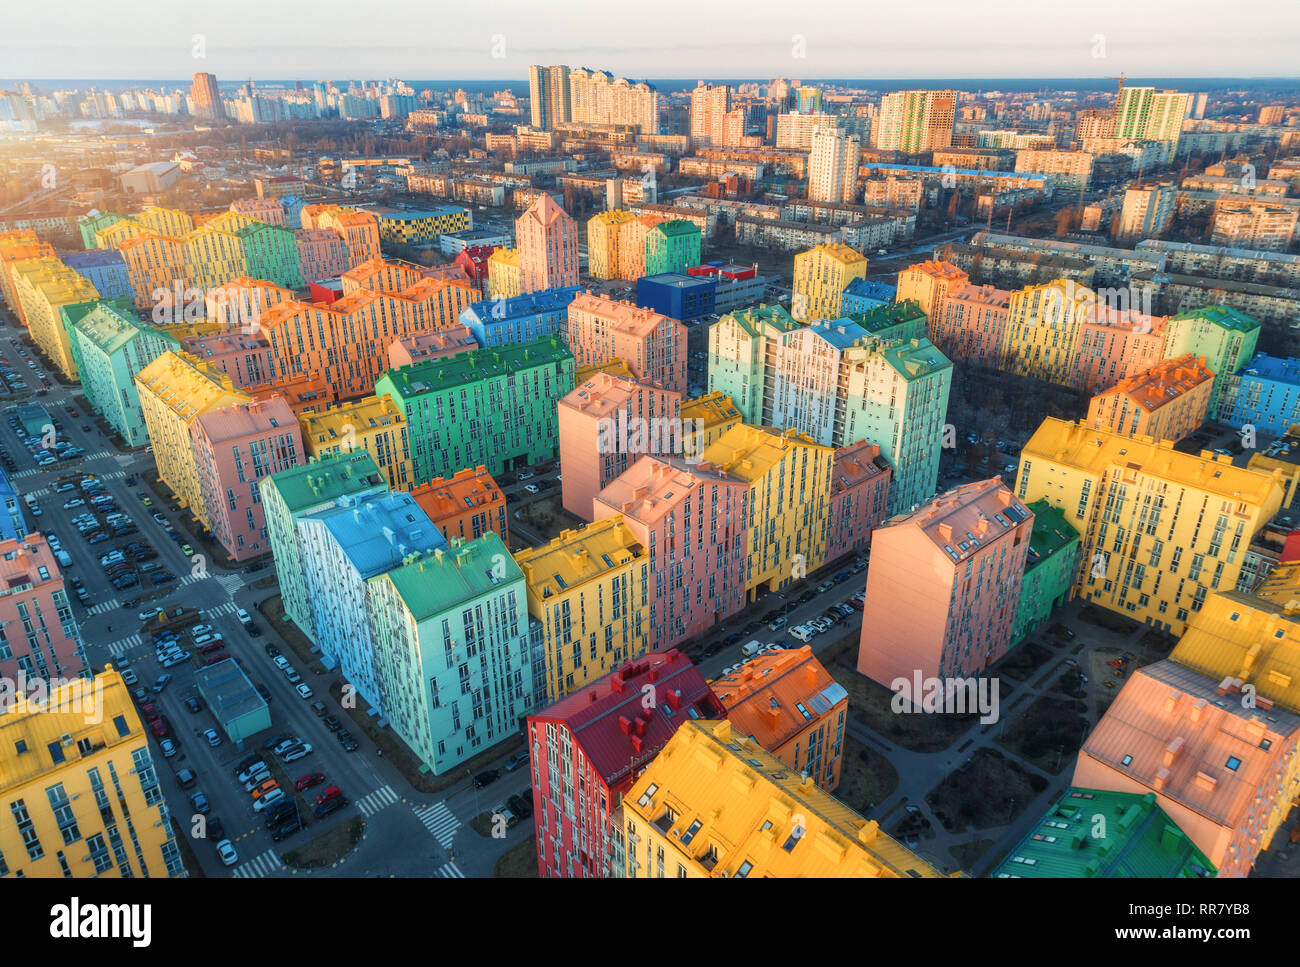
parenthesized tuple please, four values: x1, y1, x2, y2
(645, 220, 702, 276)
(1010, 499, 1081, 647)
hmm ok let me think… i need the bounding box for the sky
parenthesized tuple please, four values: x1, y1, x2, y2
(2, 0, 1298, 82)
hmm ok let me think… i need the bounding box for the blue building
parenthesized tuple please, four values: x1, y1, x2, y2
(280, 194, 305, 229)
(459, 285, 582, 348)
(0, 467, 27, 542)
(840, 278, 897, 315)
(1221, 353, 1300, 437)
(636, 273, 716, 321)
(62, 250, 133, 301)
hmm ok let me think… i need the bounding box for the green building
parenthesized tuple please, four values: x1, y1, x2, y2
(1010, 499, 1081, 646)
(78, 211, 128, 250)
(1162, 305, 1261, 417)
(706, 304, 801, 424)
(645, 220, 702, 276)
(367, 533, 539, 775)
(261, 451, 389, 643)
(375, 335, 575, 485)
(71, 301, 181, 447)
(992, 787, 1216, 878)
(843, 299, 927, 343)
(238, 222, 304, 290)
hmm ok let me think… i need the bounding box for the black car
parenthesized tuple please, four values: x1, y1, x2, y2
(184, 696, 203, 713)
(314, 796, 347, 819)
(234, 753, 263, 774)
(264, 800, 298, 827)
(255, 682, 272, 702)
(264, 643, 280, 658)
(323, 715, 342, 732)
(246, 623, 262, 637)
(270, 814, 303, 842)
(473, 769, 500, 789)
(263, 732, 296, 750)
(206, 816, 225, 840)
(151, 571, 176, 586)
(507, 793, 533, 820)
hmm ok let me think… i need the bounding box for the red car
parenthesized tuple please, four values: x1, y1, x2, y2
(314, 785, 342, 805)
(150, 720, 169, 738)
(141, 703, 160, 722)
(295, 772, 325, 792)
(203, 652, 230, 666)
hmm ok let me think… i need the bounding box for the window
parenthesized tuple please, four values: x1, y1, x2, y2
(680, 820, 701, 846)
(733, 860, 753, 878)
(636, 783, 657, 808)
(1121, 754, 1133, 766)
(782, 824, 804, 852)
(1226, 756, 1241, 771)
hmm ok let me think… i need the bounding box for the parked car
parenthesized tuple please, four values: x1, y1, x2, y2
(270, 813, 302, 842)
(184, 696, 203, 713)
(295, 683, 314, 699)
(505, 751, 530, 772)
(252, 788, 286, 812)
(323, 715, 342, 732)
(190, 791, 211, 815)
(176, 768, 197, 789)
(280, 744, 313, 764)
(202, 728, 222, 747)
(160, 738, 178, 758)
(315, 796, 347, 818)
(295, 773, 325, 792)
(216, 839, 239, 866)
(473, 769, 500, 789)
(151, 674, 172, 693)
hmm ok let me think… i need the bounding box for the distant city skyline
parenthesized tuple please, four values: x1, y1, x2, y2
(3, 0, 1298, 81)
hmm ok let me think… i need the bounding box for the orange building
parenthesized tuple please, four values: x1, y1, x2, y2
(827, 440, 892, 559)
(566, 292, 688, 394)
(410, 465, 508, 545)
(933, 283, 1011, 367)
(247, 372, 337, 415)
(387, 326, 478, 368)
(1074, 305, 1168, 392)
(1085, 354, 1214, 442)
(896, 260, 969, 334)
(711, 646, 849, 790)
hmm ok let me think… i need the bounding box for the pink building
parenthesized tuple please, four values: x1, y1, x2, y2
(934, 283, 1011, 367)
(190, 397, 304, 561)
(1074, 306, 1167, 393)
(181, 331, 276, 388)
(205, 277, 295, 329)
(296, 228, 351, 284)
(516, 194, 580, 293)
(594, 456, 748, 647)
(557, 371, 682, 521)
(566, 292, 688, 394)
(0, 534, 88, 684)
(230, 198, 287, 226)
(387, 326, 478, 368)
(857, 478, 1033, 690)
(827, 440, 892, 560)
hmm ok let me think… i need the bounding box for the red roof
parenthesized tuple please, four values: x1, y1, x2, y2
(529, 650, 723, 787)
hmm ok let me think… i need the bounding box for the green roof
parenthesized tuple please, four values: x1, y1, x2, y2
(1025, 499, 1080, 564)
(875, 337, 952, 380)
(1169, 305, 1261, 333)
(377, 335, 573, 399)
(652, 219, 701, 238)
(992, 787, 1217, 878)
(264, 450, 387, 514)
(722, 304, 800, 340)
(845, 299, 925, 335)
(74, 301, 175, 356)
(378, 532, 522, 621)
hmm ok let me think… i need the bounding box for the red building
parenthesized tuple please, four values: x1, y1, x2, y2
(526, 650, 724, 878)
(455, 244, 498, 296)
(688, 262, 757, 281)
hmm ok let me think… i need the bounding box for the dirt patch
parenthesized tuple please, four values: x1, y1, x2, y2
(949, 838, 994, 871)
(996, 692, 1090, 774)
(495, 835, 539, 877)
(995, 641, 1054, 682)
(834, 736, 900, 814)
(926, 748, 1048, 833)
(281, 818, 364, 869)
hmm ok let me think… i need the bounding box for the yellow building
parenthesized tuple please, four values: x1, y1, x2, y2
(487, 247, 522, 300)
(1001, 279, 1095, 385)
(700, 424, 834, 599)
(895, 260, 969, 328)
(622, 719, 946, 877)
(586, 210, 635, 280)
(95, 218, 146, 250)
(184, 220, 247, 291)
(679, 391, 743, 460)
(137, 205, 195, 238)
(791, 243, 867, 323)
(1016, 418, 1285, 635)
(0, 668, 186, 878)
(1247, 425, 1300, 510)
(12, 257, 99, 378)
(135, 350, 252, 529)
(299, 394, 413, 491)
(513, 516, 649, 701)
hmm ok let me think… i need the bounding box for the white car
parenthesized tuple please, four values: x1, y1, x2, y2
(295, 683, 313, 699)
(523, 484, 540, 494)
(138, 607, 162, 621)
(280, 743, 313, 764)
(203, 728, 222, 747)
(238, 762, 269, 784)
(161, 652, 190, 668)
(789, 626, 815, 643)
(251, 787, 286, 812)
(216, 839, 238, 866)
(62, 498, 84, 508)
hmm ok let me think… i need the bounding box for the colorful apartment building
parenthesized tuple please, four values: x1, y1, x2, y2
(375, 336, 575, 484)
(12, 257, 99, 378)
(679, 392, 743, 459)
(933, 283, 1011, 366)
(459, 285, 581, 348)
(566, 292, 688, 394)
(621, 719, 944, 877)
(205, 277, 295, 329)
(372, 206, 471, 247)
(514, 517, 650, 700)
(487, 247, 522, 299)
(1161, 306, 1261, 417)
(1219, 353, 1300, 437)
(180, 331, 276, 388)
(1001, 279, 1096, 385)
(645, 220, 703, 277)
(845, 300, 927, 343)
(516, 194, 580, 293)
(791, 243, 868, 322)
(409, 465, 508, 546)
(1016, 418, 1285, 635)
(298, 395, 412, 491)
(191, 397, 304, 561)
(1073, 658, 1300, 878)
(230, 197, 287, 226)
(62, 249, 133, 302)
(261, 451, 389, 643)
(700, 425, 834, 600)
(619, 214, 666, 280)
(1074, 306, 1168, 393)
(0, 534, 89, 683)
(593, 456, 749, 647)
(0, 669, 186, 878)
(858, 478, 1033, 688)
(1009, 499, 1081, 647)
(526, 650, 726, 878)
(387, 327, 478, 367)
(827, 440, 892, 560)
(368, 533, 538, 774)
(557, 369, 683, 521)
(297, 491, 449, 713)
(1086, 354, 1214, 443)
(895, 260, 969, 332)
(135, 351, 253, 530)
(587, 210, 636, 279)
(840, 277, 897, 315)
(71, 301, 181, 447)
(706, 304, 801, 424)
(711, 646, 849, 790)
(295, 228, 351, 283)
(992, 787, 1216, 878)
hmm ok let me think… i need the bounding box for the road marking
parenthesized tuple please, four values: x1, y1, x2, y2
(232, 848, 283, 878)
(435, 861, 465, 878)
(355, 785, 399, 817)
(413, 801, 462, 849)
(207, 601, 238, 617)
(106, 633, 142, 654)
(87, 599, 121, 616)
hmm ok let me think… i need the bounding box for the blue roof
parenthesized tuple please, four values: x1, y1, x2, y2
(862, 162, 1044, 181)
(843, 278, 897, 300)
(640, 273, 713, 290)
(308, 492, 447, 579)
(459, 285, 582, 324)
(810, 318, 870, 350)
(1241, 353, 1300, 386)
(63, 249, 127, 269)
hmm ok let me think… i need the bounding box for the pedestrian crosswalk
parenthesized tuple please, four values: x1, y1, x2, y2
(413, 801, 462, 849)
(106, 633, 143, 655)
(87, 599, 121, 616)
(233, 849, 283, 878)
(355, 785, 400, 817)
(206, 601, 239, 617)
(24, 486, 48, 499)
(216, 573, 245, 594)
(98, 469, 126, 480)
(434, 862, 464, 878)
